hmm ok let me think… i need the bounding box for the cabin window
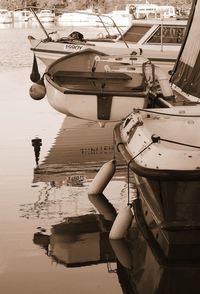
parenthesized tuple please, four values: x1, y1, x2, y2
(121, 25, 152, 42)
(147, 26, 186, 44)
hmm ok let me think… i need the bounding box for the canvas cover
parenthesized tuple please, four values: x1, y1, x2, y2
(171, 0, 200, 98)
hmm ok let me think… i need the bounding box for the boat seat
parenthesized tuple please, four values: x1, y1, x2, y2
(54, 70, 133, 81)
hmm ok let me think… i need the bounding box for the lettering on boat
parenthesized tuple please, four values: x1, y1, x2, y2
(80, 145, 114, 155)
(64, 44, 83, 51)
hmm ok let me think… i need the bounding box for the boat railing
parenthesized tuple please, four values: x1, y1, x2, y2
(27, 7, 130, 48)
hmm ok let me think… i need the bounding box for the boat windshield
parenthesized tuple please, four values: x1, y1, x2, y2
(119, 24, 152, 42)
(147, 25, 186, 44)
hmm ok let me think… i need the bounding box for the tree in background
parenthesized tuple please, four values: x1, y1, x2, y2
(0, 0, 192, 11)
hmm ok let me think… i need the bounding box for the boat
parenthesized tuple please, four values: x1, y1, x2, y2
(0, 9, 12, 24)
(114, 104, 200, 263)
(106, 10, 132, 27)
(29, 9, 55, 23)
(56, 11, 101, 27)
(13, 9, 31, 22)
(29, 48, 173, 125)
(28, 16, 187, 75)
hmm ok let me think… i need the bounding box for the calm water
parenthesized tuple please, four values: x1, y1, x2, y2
(0, 22, 128, 294)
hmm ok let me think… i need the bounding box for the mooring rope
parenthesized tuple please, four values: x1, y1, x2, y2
(135, 108, 200, 117)
(151, 134, 200, 150)
(127, 140, 154, 205)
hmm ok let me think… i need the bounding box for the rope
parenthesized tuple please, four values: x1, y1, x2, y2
(151, 134, 200, 149)
(135, 108, 200, 117)
(127, 140, 154, 205)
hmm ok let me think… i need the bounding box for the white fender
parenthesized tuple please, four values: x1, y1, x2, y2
(88, 159, 116, 195)
(109, 205, 133, 240)
(110, 239, 132, 269)
(88, 193, 117, 221)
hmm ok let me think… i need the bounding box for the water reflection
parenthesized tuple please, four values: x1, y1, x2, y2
(20, 116, 127, 292)
(33, 213, 116, 268)
(110, 229, 200, 294)
(27, 114, 200, 293)
(16, 86, 200, 294)
(31, 137, 42, 166)
(86, 161, 200, 293)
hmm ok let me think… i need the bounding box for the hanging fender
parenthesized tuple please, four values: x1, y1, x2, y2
(88, 159, 116, 195)
(30, 54, 40, 83)
(29, 76, 46, 100)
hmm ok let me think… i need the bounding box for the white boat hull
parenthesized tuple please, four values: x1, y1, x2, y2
(30, 49, 172, 124)
(117, 106, 200, 175)
(29, 36, 135, 67)
(45, 77, 147, 121)
(114, 105, 200, 262)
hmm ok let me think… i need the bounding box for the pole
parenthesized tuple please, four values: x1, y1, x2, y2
(30, 8, 51, 41)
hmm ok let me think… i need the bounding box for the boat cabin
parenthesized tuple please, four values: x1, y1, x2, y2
(118, 19, 186, 46)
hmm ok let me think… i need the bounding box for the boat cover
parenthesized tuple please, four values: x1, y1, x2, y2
(171, 0, 200, 98)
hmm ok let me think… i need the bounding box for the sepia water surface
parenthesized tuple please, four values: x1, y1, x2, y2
(0, 21, 129, 294)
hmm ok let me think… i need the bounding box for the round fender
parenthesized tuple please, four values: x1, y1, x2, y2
(29, 78, 46, 100)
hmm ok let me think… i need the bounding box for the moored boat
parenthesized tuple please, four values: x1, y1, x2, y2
(29, 48, 173, 125)
(28, 16, 187, 76)
(114, 105, 200, 263)
(13, 9, 31, 22)
(29, 9, 55, 23)
(0, 9, 12, 24)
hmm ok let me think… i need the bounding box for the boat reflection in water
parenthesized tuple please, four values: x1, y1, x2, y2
(110, 233, 200, 294)
(29, 115, 200, 293)
(32, 116, 124, 182)
(31, 116, 124, 276)
(90, 194, 200, 294)
(22, 116, 127, 221)
(33, 213, 117, 269)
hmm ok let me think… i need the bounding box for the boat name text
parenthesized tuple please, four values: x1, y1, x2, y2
(64, 44, 83, 51)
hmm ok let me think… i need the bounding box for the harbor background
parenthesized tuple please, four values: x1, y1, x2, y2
(0, 22, 129, 293)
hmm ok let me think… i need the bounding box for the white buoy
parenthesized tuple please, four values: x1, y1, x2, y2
(109, 205, 133, 240)
(29, 79, 46, 100)
(110, 239, 133, 269)
(88, 193, 117, 221)
(88, 159, 116, 195)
